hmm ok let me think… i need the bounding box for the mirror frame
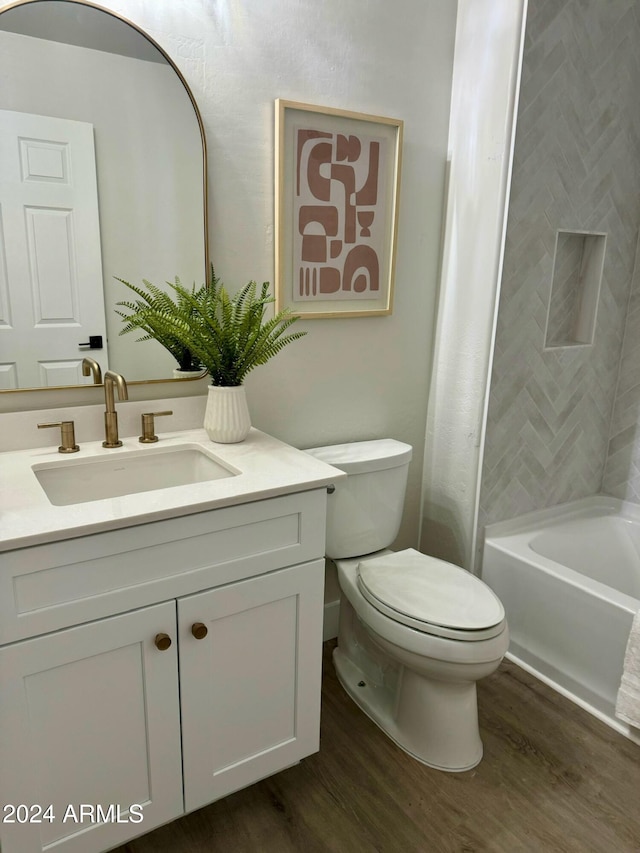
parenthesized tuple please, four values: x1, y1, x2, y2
(0, 0, 209, 394)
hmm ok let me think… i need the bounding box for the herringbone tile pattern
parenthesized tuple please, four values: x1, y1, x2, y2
(479, 0, 640, 534)
(602, 253, 640, 501)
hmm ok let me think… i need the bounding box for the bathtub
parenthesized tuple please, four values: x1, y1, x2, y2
(482, 496, 640, 742)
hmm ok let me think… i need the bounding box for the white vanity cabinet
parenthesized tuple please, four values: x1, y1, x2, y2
(0, 602, 184, 853)
(178, 563, 324, 812)
(0, 489, 327, 853)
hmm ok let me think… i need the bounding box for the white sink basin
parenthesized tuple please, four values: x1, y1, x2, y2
(32, 444, 239, 506)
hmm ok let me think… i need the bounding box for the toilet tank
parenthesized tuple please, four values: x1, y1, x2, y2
(305, 439, 412, 560)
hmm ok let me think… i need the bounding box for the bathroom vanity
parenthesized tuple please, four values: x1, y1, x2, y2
(0, 428, 342, 853)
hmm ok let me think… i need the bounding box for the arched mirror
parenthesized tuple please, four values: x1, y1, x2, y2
(0, 0, 208, 392)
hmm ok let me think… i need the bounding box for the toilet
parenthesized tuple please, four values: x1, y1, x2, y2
(305, 439, 509, 772)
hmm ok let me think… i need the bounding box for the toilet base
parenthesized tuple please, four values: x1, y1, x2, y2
(333, 645, 483, 773)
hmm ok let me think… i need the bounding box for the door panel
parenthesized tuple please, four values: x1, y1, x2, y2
(179, 561, 325, 812)
(0, 109, 108, 388)
(0, 602, 183, 853)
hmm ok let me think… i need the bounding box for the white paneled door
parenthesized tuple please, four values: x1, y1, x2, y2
(0, 110, 108, 389)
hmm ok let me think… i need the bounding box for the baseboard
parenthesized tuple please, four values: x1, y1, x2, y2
(323, 599, 340, 641)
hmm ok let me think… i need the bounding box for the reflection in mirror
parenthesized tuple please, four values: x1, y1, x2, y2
(0, 0, 207, 391)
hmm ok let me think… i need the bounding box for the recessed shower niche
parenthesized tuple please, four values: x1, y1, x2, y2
(544, 230, 606, 348)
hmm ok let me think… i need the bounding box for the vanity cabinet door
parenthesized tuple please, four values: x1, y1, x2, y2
(179, 560, 325, 812)
(0, 602, 183, 853)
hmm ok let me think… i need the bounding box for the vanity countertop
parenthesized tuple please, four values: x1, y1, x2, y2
(0, 428, 344, 552)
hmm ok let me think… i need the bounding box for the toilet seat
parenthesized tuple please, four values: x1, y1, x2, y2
(357, 549, 506, 642)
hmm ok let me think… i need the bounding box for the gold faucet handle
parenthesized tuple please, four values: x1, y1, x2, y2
(38, 420, 80, 454)
(139, 411, 173, 443)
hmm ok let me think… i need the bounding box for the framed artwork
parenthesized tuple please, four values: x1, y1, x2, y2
(275, 100, 403, 319)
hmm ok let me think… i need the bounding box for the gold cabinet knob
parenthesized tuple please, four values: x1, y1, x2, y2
(191, 622, 208, 640)
(154, 632, 172, 651)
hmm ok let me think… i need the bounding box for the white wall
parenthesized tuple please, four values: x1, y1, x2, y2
(1, 0, 458, 549)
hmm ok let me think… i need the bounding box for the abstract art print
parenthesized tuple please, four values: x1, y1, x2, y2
(275, 100, 403, 318)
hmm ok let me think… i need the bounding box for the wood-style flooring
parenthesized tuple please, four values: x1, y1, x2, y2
(113, 640, 640, 852)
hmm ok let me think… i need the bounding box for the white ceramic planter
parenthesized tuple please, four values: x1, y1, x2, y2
(203, 385, 251, 443)
(173, 368, 205, 380)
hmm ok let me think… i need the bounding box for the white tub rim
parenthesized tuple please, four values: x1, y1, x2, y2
(484, 496, 639, 616)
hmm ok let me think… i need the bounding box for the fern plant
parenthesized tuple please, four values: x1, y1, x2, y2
(116, 267, 306, 386)
(115, 276, 204, 372)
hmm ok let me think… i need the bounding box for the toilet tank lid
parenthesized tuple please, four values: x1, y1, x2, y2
(305, 439, 412, 474)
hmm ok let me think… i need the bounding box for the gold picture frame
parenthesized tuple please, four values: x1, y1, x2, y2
(275, 99, 403, 319)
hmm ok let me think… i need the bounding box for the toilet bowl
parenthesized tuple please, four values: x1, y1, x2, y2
(305, 439, 509, 772)
(334, 550, 508, 771)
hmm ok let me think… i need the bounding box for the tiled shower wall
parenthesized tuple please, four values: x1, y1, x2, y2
(602, 247, 640, 501)
(478, 0, 640, 535)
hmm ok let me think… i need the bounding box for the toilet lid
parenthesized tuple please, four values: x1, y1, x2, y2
(357, 549, 505, 639)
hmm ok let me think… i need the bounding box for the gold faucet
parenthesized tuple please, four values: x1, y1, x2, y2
(82, 356, 102, 385)
(103, 370, 128, 448)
